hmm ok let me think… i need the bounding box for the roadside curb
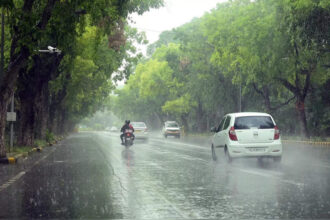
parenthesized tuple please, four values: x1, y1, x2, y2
(282, 140, 330, 146)
(0, 156, 18, 164)
(1, 136, 64, 166)
(1, 147, 44, 165)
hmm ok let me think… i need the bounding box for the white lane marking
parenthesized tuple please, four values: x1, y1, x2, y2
(238, 169, 278, 178)
(0, 171, 26, 192)
(236, 168, 303, 186)
(0, 147, 56, 193)
(134, 142, 210, 162)
(149, 138, 208, 150)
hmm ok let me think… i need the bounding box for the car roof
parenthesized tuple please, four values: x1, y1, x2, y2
(226, 112, 272, 117)
(131, 122, 146, 126)
(165, 121, 179, 124)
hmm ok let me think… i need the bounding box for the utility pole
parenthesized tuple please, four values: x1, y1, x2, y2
(9, 95, 14, 151)
(0, 8, 4, 83)
(239, 83, 242, 112)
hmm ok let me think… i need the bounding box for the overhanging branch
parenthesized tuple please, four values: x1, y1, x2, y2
(275, 77, 298, 95)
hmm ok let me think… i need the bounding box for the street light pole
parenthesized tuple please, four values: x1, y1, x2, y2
(9, 95, 14, 151)
(0, 8, 4, 83)
(239, 83, 242, 112)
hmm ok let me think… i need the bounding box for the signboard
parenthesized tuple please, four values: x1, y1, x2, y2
(6, 112, 16, 122)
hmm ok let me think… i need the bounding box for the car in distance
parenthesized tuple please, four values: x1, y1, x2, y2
(130, 122, 148, 139)
(211, 112, 282, 163)
(162, 121, 181, 138)
(110, 126, 118, 132)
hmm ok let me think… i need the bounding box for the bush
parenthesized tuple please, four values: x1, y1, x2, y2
(45, 130, 55, 144)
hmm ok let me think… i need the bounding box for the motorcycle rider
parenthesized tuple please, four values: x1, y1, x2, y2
(120, 120, 135, 144)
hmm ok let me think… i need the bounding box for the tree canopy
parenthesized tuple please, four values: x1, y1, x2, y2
(113, 0, 330, 137)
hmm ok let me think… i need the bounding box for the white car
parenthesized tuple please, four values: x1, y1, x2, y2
(162, 121, 181, 138)
(131, 122, 148, 139)
(110, 126, 118, 132)
(211, 112, 282, 163)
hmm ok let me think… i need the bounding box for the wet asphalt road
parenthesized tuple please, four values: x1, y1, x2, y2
(0, 132, 330, 219)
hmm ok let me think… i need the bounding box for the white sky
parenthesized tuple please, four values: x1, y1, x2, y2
(129, 0, 227, 55)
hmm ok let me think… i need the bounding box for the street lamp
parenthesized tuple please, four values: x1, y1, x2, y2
(38, 46, 62, 54)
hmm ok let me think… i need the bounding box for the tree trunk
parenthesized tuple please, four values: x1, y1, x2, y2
(181, 115, 189, 133)
(48, 96, 58, 134)
(57, 109, 67, 135)
(34, 83, 50, 140)
(0, 102, 7, 157)
(0, 48, 30, 155)
(295, 100, 309, 138)
(155, 112, 164, 125)
(196, 101, 206, 132)
(17, 98, 34, 146)
(0, 0, 58, 154)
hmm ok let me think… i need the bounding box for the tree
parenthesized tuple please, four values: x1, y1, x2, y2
(202, 0, 330, 137)
(0, 0, 163, 157)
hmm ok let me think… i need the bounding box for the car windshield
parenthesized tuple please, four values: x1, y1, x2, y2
(234, 116, 275, 129)
(131, 122, 146, 128)
(166, 123, 179, 127)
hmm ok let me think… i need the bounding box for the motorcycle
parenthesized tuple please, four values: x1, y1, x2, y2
(123, 129, 134, 147)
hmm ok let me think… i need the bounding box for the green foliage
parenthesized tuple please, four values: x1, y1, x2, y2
(34, 139, 47, 148)
(113, 0, 329, 136)
(45, 130, 55, 144)
(162, 94, 197, 116)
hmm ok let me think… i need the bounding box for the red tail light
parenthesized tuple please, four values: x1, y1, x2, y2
(274, 126, 280, 140)
(127, 133, 131, 137)
(229, 126, 238, 141)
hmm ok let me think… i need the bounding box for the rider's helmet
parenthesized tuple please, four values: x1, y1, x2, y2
(125, 120, 130, 124)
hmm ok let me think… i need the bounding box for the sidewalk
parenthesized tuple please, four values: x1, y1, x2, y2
(0, 141, 60, 186)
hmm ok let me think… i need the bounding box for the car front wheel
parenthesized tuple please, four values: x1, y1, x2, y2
(225, 147, 232, 163)
(211, 144, 217, 161)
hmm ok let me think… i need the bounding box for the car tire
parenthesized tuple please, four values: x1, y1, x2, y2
(225, 147, 232, 163)
(211, 144, 217, 161)
(273, 156, 282, 163)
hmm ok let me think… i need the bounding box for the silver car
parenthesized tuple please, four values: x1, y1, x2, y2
(131, 122, 149, 139)
(162, 121, 181, 138)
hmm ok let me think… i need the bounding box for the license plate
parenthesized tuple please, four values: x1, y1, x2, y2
(249, 148, 265, 152)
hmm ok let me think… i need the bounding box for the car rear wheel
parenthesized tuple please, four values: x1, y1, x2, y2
(211, 144, 217, 161)
(225, 147, 232, 163)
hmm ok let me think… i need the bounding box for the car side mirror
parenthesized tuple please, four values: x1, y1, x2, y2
(210, 127, 217, 132)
